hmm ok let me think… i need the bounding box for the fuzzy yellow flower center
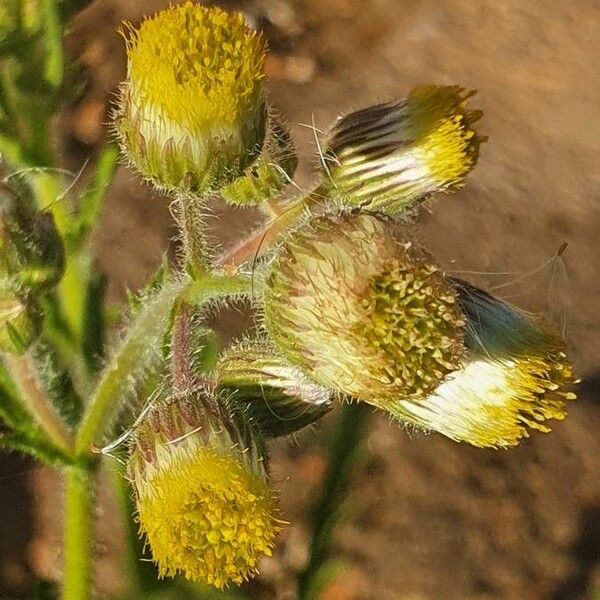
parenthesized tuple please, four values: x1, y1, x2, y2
(137, 447, 280, 589)
(355, 259, 465, 400)
(125, 2, 265, 133)
(421, 115, 478, 187)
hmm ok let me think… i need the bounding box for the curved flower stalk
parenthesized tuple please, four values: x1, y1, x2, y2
(114, 2, 295, 202)
(215, 341, 332, 437)
(321, 85, 484, 214)
(128, 387, 281, 589)
(263, 212, 466, 405)
(388, 281, 577, 448)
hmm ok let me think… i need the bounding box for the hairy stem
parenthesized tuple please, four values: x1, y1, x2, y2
(62, 466, 94, 600)
(178, 194, 210, 277)
(75, 280, 187, 456)
(75, 275, 251, 456)
(170, 302, 197, 394)
(217, 186, 326, 270)
(4, 353, 73, 456)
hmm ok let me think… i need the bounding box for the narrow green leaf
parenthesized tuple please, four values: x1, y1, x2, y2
(81, 272, 107, 373)
(0, 430, 70, 467)
(298, 402, 370, 599)
(300, 559, 349, 600)
(40, 0, 64, 89)
(73, 144, 119, 244)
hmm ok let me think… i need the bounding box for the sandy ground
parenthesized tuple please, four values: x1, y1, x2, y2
(1, 0, 599, 598)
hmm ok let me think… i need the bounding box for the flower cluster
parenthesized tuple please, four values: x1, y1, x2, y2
(112, 2, 576, 591)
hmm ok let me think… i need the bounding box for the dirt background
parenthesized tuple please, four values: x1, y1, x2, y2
(1, 0, 599, 599)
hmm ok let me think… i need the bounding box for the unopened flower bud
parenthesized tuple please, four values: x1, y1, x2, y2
(0, 186, 64, 293)
(128, 389, 281, 589)
(115, 3, 267, 194)
(0, 291, 42, 354)
(219, 116, 297, 206)
(264, 212, 466, 405)
(215, 342, 332, 437)
(322, 86, 484, 214)
(389, 281, 577, 448)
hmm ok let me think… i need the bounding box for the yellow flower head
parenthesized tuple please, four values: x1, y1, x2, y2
(323, 85, 484, 214)
(129, 391, 281, 589)
(263, 212, 466, 406)
(115, 2, 267, 193)
(389, 281, 577, 448)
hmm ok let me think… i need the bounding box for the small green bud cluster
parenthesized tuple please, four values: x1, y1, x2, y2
(0, 184, 63, 353)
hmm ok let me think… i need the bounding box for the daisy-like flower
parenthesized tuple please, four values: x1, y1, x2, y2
(264, 211, 576, 448)
(263, 212, 466, 406)
(128, 389, 281, 589)
(115, 2, 291, 198)
(322, 85, 484, 214)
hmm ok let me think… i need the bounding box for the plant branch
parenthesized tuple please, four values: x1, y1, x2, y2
(4, 352, 73, 456)
(75, 274, 251, 456)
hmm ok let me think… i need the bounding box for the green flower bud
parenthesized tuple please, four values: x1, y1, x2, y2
(0, 291, 42, 354)
(219, 116, 297, 206)
(115, 2, 268, 195)
(322, 86, 484, 214)
(128, 388, 281, 589)
(263, 212, 466, 406)
(388, 281, 577, 448)
(215, 342, 332, 437)
(0, 185, 64, 293)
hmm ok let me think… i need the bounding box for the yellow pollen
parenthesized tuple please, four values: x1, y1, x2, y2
(421, 115, 477, 187)
(354, 258, 465, 401)
(124, 2, 265, 132)
(137, 448, 280, 589)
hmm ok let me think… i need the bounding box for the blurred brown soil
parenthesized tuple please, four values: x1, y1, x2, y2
(1, 0, 600, 599)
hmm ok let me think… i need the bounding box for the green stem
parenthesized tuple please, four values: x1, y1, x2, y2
(217, 185, 326, 270)
(298, 402, 370, 599)
(75, 275, 251, 456)
(177, 194, 210, 278)
(62, 465, 94, 600)
(4, 353, 73, 456)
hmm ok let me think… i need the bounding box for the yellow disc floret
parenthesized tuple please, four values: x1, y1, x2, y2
(126, 2, 264, 136)
(128, 391, 281, 589)
(420, 114, 478, 188)
(355, 259, 464, 400)
(115, 2, 267, 192)
(137, 447, 279, 588)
